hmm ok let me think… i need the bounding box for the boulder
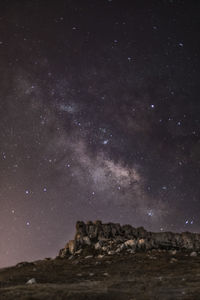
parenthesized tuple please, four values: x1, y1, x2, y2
(26, 278, 36, 284)
(83, 236, 91, 245)
(124, 239, 136, 248)
(190, 251, 197, 257)
(68, 240, 77, 254)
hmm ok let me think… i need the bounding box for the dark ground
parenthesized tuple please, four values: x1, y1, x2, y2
(0, 250, 200, 300)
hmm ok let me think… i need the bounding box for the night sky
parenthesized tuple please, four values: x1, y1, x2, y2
(0, 0, 200, 267)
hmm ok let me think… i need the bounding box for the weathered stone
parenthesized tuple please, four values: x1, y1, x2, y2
(190, 251, 197, 257)
(102, 246, 108, 252)
(59, 247, 69, 258)
(170, 258, 178, 263)
(108, 250, 115, 255)
(85, 255, 93, 259)
(26, 278, 36, 284)
(102, 223, 112, 239)
(86, 223, 98, 239)
(68, 240, 76, 254)
(115, 247, 121, 253)
(94, 241, 102, 250)
(115, 236, 125, 243)
(127, 249, 135, 254)
(59, 221, 200, 259)
(82, 236, 91, 245)
(124, 239, 136, 248)
(75, 233, 83, 245)
(138, 238, 146, 249)
(122, 224, 134, 238)
(119, 243, 126, 251)
(76, 221, 86, 235)
(93, 220, 102, 225)
(136, 227, 147, 238)
(75, 249, 82, 255)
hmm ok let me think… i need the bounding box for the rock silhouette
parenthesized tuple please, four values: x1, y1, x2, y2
(59, 221, 200, 257)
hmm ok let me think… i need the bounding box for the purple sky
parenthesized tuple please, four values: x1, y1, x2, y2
(0, 0, 200, 267)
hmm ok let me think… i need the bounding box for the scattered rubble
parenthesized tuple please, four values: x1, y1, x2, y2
(26, 278, 36, 284)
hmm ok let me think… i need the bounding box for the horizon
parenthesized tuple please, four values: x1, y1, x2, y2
(1, 219, 200, 268)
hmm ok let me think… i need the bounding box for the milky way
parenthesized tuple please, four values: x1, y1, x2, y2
(0, 0, 200, 267)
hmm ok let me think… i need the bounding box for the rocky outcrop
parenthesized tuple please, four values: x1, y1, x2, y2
(59, 221, 200, 258)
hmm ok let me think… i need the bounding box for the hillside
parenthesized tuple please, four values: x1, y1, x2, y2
(0, 221, 200, 299)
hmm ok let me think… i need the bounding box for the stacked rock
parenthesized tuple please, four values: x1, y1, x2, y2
(59, 221, 200, 258)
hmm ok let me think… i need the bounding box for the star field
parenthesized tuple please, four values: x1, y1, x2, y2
(0, 0, 200, 267)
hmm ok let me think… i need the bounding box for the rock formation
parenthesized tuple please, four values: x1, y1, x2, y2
(59, 221, 200, 257)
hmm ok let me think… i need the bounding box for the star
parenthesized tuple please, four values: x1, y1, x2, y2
(0, 0, 199, 269)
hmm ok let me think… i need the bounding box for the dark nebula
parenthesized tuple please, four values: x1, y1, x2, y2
(0, 0, 199, 267)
